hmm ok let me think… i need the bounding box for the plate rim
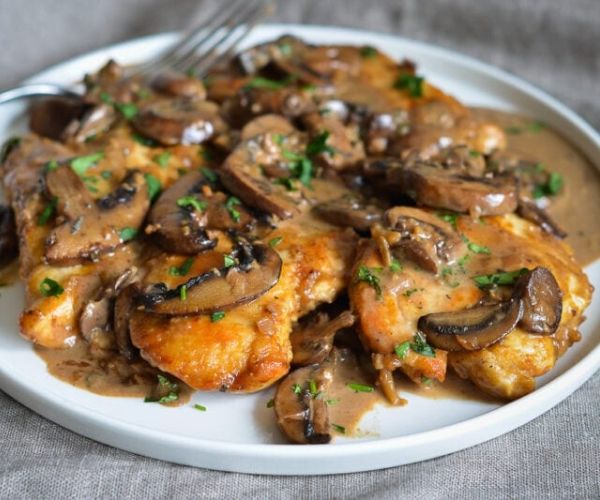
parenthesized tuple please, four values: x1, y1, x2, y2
(1, 23, 599, 474)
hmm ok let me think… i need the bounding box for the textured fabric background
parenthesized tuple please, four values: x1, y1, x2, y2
(0, 0, 599, 498)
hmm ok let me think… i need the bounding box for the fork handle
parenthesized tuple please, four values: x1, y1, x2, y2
(0, 83, 81, 105)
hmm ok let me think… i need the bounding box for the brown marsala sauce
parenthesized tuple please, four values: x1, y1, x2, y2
(33, 109, 600, 425)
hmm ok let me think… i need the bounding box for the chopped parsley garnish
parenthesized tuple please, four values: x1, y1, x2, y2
(394, 341, 411, 359)
(144, 375, 179, 404)
(201, 167, 217, 183)
(225, 196, 241, 222)
(473, 268, 529, 288)
(278, 42, 293, 57)
(37, 197, 58, 226)
(269, 236, 283, 248)
(243, 76, 288, 90)
(467, 242, 491, 254)
(533, 172, 563, 199)
(394, 73, 425, 97)
(266, 399, 275, 408)
(70, 152, 104, 176)
(326, 398, 340, 406)
(437, 212, 458, 229)
(505, 121, 545, 135)
(132, 132, 158, 147)
(100, 170, 112, 180)
(152, 151, 171, 168)
(469, 150, 481, 158)
(223, 254, 236, 268)
(144, 173, 161, 201)
(292, 383, 302, 394)
(119, 227, 138, 242)
(410, 332, 436, 358)
(291, 157, 313, 187)
(390, 259, 402, 273)
(331, 423, 346, 434)
(193, 404, 207, 412)
(421, 376, 433, 386)
(179, 284, 188, 301)
(99, 91, 113, 104)
(306, 131, 335, 157)
(201, 148, 214, 162)
(39, 277, 63, 297)
(356, 265, 382, 298)
(272, 133, 285, 146)
(44, 160, 59, 172)
(274, 176, 296, 191)
(169, 258, 194, 277)
(176, 195, 207, 212)
(360, 46, 378, 58)
(211, 311, 225, 322)
(347, 382, 374, 393)
(114, 102, 138, 120)
(308, 379, 319, 397)
(458, 254, 471, 268)
(403, 288, 421, 297)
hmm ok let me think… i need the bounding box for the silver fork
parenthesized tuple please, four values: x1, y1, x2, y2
(0, 0, 273, 105)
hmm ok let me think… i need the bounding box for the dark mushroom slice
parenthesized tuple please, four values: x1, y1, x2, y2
(240, 114, 295, 141)
(513, 267, 562, 335)
(384, 206, 466, 273)
(62, 103, 118, 143)
(517, 199, 567, 239)
(418, 299, 524, 351)
(387, 162, 518, 216)
(147, 170, 253, 254)
(132, 98, 226, 146)
(314, 195, 382, 232)
(45, 167, 150, 265)
(291, 310, 355, 366)
(29, 98, 87, 141)
(274, 353, 336, 444)
(0, 205, 18, 268)
(151, 72, 206, 99)
(137, 242, 282, 315)
(114, 283, 140, 360)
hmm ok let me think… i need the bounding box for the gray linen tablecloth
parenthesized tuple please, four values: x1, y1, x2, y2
(0, 0, 598, 498)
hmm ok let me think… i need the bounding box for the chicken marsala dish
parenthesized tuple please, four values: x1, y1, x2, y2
(0, 36, 596, 444)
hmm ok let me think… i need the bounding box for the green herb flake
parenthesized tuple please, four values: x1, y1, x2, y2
(169, 258, 194, 277)
(403, 288, 420, 298)
(274, 177, 296, 191)
(394, 73, 425, 97)
(114, 102, 138, 120)
(99, 91, 113, 104)
(356, 265, 382, 298)
(394, 341, 411, 360)
(152, 151, 171, 168)
(243, 76, 288, 90)
(70, 152, 104, 176)
(533, 171, 563, 199)
(132, 132, 158, 147)
(331, 423, 346, 434)
(44, 160, 59, 172)
(360, 46, 378, 58)
(421, 376, 433, 386)
(469, 149, 481, 158)
(292, 383, 302, 394)
(37, 197, 58, 226)
(223, 254, 236, 268)
(266, 399, 275, 408)
(211, 311, 225, 322)
(437, 212, 458, 229)
(390, 259, 402, 273)
(269, 236, 283, 248)
(467, 242, 491, 255)
(144, 173, 161, 201)
(473, 268, 529, 288)
(179, 284, 188, 301)
(119, 227, 138, 242)
(505, 125, 522, 135)
(225, 196, 241, 222)
(346, 382, 374, 393)
(201, 167, 217, 183)
(410, 332, 436, 358)
(326, 398, 340, 406)
(306, 131, 335, 157)
(100, 170, 112, 180)
(278, 42, 293, 57)
(176, 195, 207, 212)
(193, 404, 207, 412)
(272, 133, 285, 146)
(39, 277, 64, 297)
(308, 379, 319, 397)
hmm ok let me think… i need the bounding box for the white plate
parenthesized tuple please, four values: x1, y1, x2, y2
(0, 24, 599, 475)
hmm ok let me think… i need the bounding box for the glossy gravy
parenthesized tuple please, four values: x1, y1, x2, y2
(33, 109, 600, 430)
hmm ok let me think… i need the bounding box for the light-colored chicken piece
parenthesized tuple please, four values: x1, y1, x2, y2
(130, 217, 357, 393)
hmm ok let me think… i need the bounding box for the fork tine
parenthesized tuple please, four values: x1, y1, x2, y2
(171, 0, 267, 74)
(132, 0, 246, 76)
(190, 1, 273, 77)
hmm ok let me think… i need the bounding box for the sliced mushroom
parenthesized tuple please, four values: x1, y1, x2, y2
(314, 195, 382, 232)
(45, 167, 149, 265)
(274, 353, 336, 444)
(240, 114, 295, 141)
(137, 241, 282, 315)
(151, 72, 206, 99)
(384, 206, 465, 273)
(62, 103, 117, 143)
(291, 311, 355, 366)
(0, 204, 18, 268)
(513, 267, 562, 335)
(114, 283, 140, 360)
(517, 199, 566, 239)
(388, 162, 517, 216)
(418, 299, 524, 351)
(132, 98, 226, 146)
(147, 170, 252, 254)
(29, 98, 87, 141)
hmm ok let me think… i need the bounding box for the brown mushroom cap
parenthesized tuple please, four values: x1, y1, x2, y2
(137, 241, 282, 315)
(151, 72, 207, 100)
(517, 199, 567, 239)
(0, 204, 18, 268)
(114, 283, 140, 360)
(274, 353, 336, 444)
(314, 195, 382, 232)
(62, 103, 117, 144)
(388, 163, 518, 216)
(240, 114, 295, 141)
(45, 167, 149, 265)
(29, 98, 87, 141)
(513, 267, 562, 335)
(132, 98, 225, 146)
(418, 299, 524, 351)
